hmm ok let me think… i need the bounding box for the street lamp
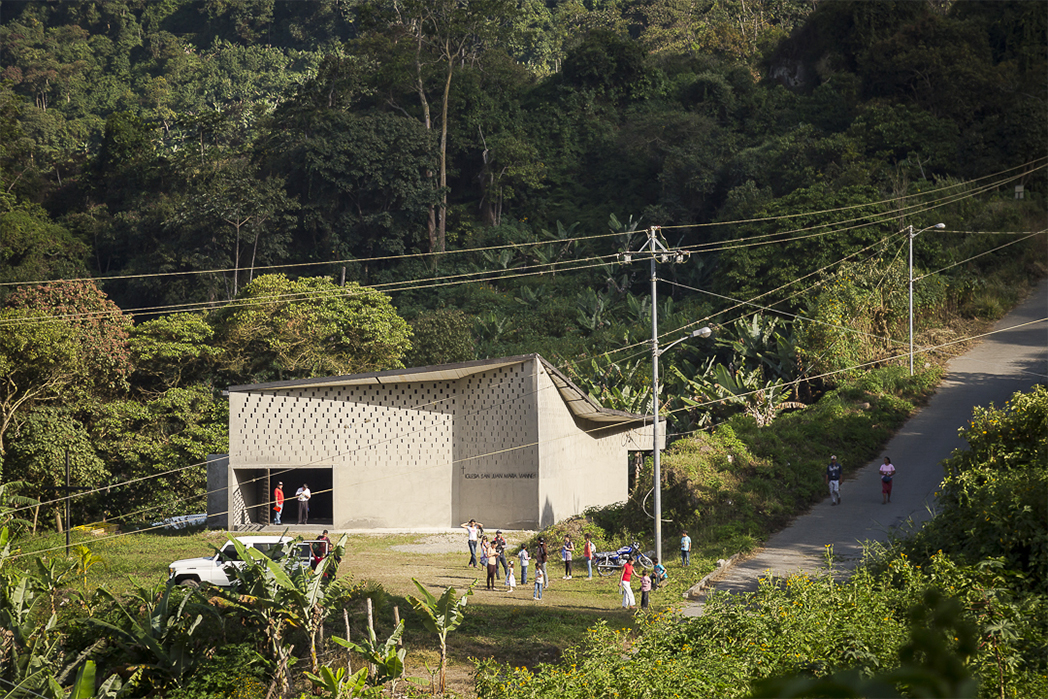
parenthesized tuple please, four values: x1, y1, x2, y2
(652, 325, 712, 567)
(907, 222, 945, 375)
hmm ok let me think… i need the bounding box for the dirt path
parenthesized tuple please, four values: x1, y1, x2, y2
(684, 280, 1048, 614)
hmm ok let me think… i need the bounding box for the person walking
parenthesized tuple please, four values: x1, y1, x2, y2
(272, 481, 284, 525)
(620, 556, 636, 609)
(583, 533, 596, 579)
(680, 530, 692, 567)
(518, 544, 530, 585)
(461, 519, 483, 568)
(879, 456, 896, 504)
(562, 535, 574, 579)
(640, 570, 652, 610)
(826, 455, 842, 505)
(536, 537, 549, 589)
(295, 484, 311, 525)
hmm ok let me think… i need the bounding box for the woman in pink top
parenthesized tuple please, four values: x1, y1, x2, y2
(879, 456, 896, 504)
(620, 557, 636, 609)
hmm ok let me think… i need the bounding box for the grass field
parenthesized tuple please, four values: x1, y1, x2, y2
(10, 526, 721, 696)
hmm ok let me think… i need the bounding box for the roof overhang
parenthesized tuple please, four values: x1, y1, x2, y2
(228, 354, 655, 430)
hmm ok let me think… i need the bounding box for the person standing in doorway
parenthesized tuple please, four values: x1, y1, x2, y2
(680, 530, 692, 567)
(620, 556, 636, 609)
(826, 455, 842, 506)
(880, 456, 896, 504)
(273, 482, 284, 525)
(460, 519, 482, 568)
(296, 484, 311, 524)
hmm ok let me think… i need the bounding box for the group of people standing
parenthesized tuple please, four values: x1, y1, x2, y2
(824, 455, 897, 505)
(461, 522, 671, 607)
(271, 481, 312, 525)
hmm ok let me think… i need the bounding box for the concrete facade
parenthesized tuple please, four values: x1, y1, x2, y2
(224, 355, 660, 531)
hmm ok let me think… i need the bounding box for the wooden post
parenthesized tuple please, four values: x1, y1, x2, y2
(393, 606, 402, 646)
(343, 608, 352, 673)
(56, 511, 63, 533)
(365, 598, 376, 676)
(32, 504, 39, 534)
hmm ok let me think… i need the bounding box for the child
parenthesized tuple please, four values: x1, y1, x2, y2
(533, 566, 545, 600)
(518, 545, 530, 585)
(505, 561, 516, 592)
(652, 558, 667, 590)
(640, 571, 652, 610)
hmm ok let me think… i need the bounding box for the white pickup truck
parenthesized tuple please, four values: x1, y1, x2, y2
(168, 535, 316, 587)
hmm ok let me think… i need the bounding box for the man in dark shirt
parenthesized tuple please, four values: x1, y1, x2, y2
(825, 455, 842, 505)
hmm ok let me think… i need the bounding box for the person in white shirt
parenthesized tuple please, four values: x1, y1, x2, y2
(296, 484, 311, 524)
(460, 519, 483, 568)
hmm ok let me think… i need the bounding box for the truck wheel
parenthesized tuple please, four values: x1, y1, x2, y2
(178, 578, 200, 588)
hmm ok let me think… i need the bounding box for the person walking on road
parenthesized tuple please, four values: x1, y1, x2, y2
(879, 457, 896, 504)
(461, 519, 482, 568)
(826, 455, 842, 505)
(295, 484, 311, 524)
(273, 482, 284, 525)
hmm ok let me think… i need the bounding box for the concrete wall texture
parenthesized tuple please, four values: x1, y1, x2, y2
(225, 355, 651, 531)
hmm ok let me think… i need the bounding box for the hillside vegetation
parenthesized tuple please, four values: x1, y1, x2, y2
(0, 2, 1046, 696)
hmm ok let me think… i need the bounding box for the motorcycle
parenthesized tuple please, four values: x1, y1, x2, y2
(594, 542, 654, 577)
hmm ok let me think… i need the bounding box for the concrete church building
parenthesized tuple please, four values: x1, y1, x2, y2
(222, 354, 660, 531)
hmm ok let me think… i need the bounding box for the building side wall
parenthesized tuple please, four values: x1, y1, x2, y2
(453, 360, 539, 529)
(535, 368, 632, 528)
(228, 384, 455, 528)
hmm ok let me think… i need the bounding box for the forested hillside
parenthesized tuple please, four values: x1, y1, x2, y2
(0, 0, 1045, 520)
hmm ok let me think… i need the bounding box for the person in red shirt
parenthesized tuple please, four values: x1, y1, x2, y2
(620, 556, 636, 609)
(273, 482, 284, 525)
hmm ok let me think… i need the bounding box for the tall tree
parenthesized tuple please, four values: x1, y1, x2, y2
(210, 274, 413, 385)
(361, 0, 512, 253)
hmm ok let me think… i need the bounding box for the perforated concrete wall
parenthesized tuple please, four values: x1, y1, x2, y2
(229, 382, 456, 529)
(226, 355, 644, 531)
(453, 359, 539, 528)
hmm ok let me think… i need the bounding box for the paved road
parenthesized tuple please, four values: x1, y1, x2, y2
(683, 280, 1047, 614)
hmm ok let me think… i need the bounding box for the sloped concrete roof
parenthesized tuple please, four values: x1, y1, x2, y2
(228, 354, 652, 427)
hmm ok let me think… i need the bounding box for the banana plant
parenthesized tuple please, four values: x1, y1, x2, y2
(678, 363, 806, 428)
(332, 620, 406, 693)
(576, 287, 613, 333)
(408, 579, 474, 695)
(216, 535, 350, 693)
(88, 581, 209, 691)
(304, 665, 369, 699)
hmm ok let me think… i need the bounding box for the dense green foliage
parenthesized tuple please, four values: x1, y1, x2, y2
(0, 4, 1045, 694)
(477, 385, 1048, 698)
